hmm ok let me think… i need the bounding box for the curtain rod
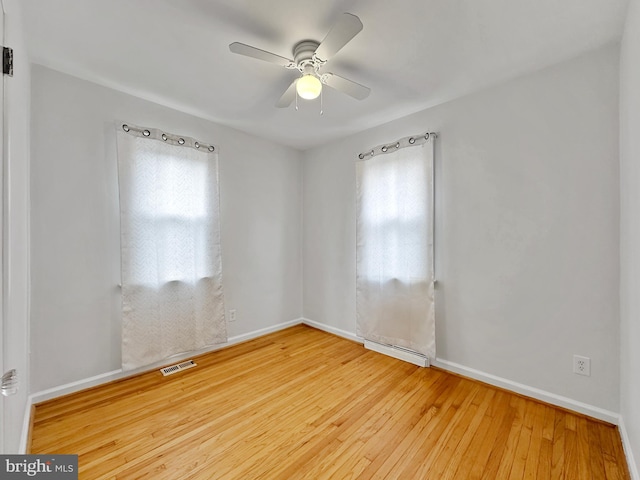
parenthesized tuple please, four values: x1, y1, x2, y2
(120, 123, 217, 153)
(358, 132, 437, 160)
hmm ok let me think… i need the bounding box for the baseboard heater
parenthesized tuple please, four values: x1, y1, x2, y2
(364, 340, 430, 368)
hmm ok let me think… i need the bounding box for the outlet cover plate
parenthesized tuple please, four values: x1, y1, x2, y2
(573, 355, 591, 376)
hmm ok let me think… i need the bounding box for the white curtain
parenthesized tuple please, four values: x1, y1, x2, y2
(356, 135, 435, 359)
(116, 124, 226, 370)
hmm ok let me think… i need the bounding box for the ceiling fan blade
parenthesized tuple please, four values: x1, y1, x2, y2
(314, 13, 363, 62)
(322, 73, 370, 100)
(276, 79, 298, 108)
(229, 42, 294, 67)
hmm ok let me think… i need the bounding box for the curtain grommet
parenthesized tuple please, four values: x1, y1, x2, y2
(409, 137, 415, 144)
(121, 123, 215, 152)
(395, 142, 400, 148)
(425, 133, 430, 140)
(358, 153, 365, 159)
(381, 146, 388, 153)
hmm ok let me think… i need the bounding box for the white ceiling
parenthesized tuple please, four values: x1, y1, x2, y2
(22, 0, 629, 150)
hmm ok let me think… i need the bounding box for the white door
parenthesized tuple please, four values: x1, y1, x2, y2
(0, 1, 6, 454)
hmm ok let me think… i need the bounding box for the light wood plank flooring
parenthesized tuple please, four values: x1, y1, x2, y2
(31, 325, 630, 479)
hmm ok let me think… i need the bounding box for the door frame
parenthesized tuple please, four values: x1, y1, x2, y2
(0, 0, 6, 454)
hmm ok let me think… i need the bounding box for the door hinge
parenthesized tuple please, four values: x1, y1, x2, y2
(3, 46, 14, 77)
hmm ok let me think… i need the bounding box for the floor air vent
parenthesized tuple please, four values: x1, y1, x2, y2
(160, 360, 197, 376)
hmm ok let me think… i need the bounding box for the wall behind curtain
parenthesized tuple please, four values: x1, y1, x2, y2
(30, 65, 303, 393)
(302, 44, 620, 412)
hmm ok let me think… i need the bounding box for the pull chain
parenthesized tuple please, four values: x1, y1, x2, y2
(320, 87, 323, 116)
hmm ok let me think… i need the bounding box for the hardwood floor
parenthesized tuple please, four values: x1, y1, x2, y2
(31, 325, 630, 479)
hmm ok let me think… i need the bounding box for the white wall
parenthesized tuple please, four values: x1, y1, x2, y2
(303, 44, 620, 412)
(2, 0, 31, 453)
(30, 65, 302, 393)
(620, 0, 640, 474)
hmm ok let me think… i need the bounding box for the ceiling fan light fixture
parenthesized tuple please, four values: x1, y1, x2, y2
(229, 13, 369, 108)
(296, 74, 322, 100)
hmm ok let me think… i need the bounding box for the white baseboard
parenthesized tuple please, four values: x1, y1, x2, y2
(432, 357, 620, 425)
(619, 415, 640, 480)
(23, 317, 630, 466)
(22, 318, 306, 452)
(303, 319, 430, 367)
(227, 318, 302, 345)
(28, 318, 304, 406)
(300, 318, 619, 424)
(301, 318, 363, 343)
(18, 399, 32, 454)
(31, 369, 123, 405)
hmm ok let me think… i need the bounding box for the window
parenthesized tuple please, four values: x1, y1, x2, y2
(116, 125, 226, 370)
(128, 151, 215, 285)
(356, 136, 435, 358)
(358, 151, 429, 282)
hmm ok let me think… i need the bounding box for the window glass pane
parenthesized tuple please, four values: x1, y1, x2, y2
(359, 152, 428, 280)
(132, 152, 209, 219)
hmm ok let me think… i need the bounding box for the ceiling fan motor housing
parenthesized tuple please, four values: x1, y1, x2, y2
(293, 40, 321, 65)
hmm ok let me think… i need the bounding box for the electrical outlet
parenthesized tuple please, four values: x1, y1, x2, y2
(228, 309, 236, 323)
(573, 355, 590, 376)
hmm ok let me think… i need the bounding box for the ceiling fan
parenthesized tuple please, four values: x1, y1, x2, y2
(229, 13, 371, 108)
